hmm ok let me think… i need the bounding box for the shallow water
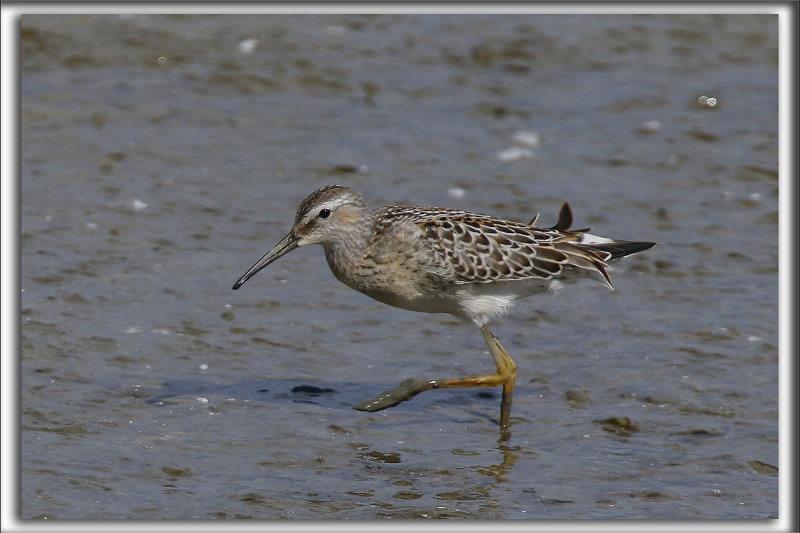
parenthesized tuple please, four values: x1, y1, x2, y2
(19, 13, 778, 519)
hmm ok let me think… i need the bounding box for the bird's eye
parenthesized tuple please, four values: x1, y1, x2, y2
(318, 209, 331, 219)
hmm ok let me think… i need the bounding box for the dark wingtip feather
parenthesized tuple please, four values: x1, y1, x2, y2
(529, 202, 575, 230)
(596, 262, 614, 288)
(550, 202, 573, 231)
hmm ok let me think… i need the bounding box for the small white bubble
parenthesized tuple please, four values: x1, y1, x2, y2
(237, 38, 259, 54)
(496, 146, 534, 162)
(130, 199, 148, 211)
(447, 187, 466, 199)
(640, 120, 661, 132)
(199, 364, 209, 370)
(697, 95, 717, 108)
(512, 130, 540, 147)
(196, 397, 209, 403)
(324, 25, 347, 37)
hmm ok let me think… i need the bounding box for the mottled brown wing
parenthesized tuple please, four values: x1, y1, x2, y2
(418, 214, 612, 284)
(374, 204, 632, 286)
(372, 203, 653, 287)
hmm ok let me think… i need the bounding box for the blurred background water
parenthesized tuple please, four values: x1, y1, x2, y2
(18, 13, 779, 519)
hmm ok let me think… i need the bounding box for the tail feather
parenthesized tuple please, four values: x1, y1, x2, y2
(583, 240, 657, 260)
(528, 202, 656, 288)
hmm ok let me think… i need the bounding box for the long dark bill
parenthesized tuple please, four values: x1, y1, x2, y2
(232, 231, 298, 290)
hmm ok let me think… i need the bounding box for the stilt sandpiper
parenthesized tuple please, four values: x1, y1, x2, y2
(233, 185, 655, 438)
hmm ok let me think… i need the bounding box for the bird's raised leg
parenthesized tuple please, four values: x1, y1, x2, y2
(354, 325, 517, 436)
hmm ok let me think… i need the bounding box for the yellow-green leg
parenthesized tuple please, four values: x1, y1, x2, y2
(354, 325, 517, 437)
